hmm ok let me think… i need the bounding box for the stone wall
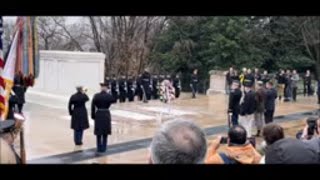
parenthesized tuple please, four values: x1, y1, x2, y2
(32, 50, 105, 96)
(206, 70, 226, 95)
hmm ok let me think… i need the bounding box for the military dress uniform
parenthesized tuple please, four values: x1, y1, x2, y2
(173, 76, 181, 98)
(110, 77, 119, 103)
(127, 76, 135, 102)
(118, 76, 127, 103)
(68, 89, 90, 145)
(190, 73, 199, 98)
(152, 76, 159, 100)
(141, 71, 152, 102)
(91, 84, 117, 153)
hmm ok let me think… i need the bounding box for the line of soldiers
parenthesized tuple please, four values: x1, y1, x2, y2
(104, 70, 182, 103)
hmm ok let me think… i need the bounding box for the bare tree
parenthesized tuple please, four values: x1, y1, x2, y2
(300, 16, 320, 80)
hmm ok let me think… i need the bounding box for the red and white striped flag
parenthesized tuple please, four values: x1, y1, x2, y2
(0, 16, 6, 119)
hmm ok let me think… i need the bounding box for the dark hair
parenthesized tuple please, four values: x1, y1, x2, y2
(228, 125, 247, 145)
(263, 123, 284, 145)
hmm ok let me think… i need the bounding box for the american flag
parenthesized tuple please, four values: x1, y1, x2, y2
(0, 16, 6, 118)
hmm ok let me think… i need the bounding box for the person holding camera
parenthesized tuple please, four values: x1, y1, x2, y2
(0, 120, 21, 164)
(68, 86, 90, 146)
(205, 125, 261, 164)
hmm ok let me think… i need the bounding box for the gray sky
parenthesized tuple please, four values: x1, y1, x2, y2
(3, 16, 81, 24)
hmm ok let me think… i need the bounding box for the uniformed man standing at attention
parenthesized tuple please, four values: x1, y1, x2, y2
(135, 74, 143, 101)
(173, 74, 181, 98)
(68, 86, 90, 146)
(118, 75, 127, 103)
(141, 69, 152, 102)
(110, 75, 118, 103)
(190, 69, 199, 98)
(105, 76, 111, 89)
(91, 83, 117, 154)
(152, 75, 159, 100)
(126, 75, 135, 102)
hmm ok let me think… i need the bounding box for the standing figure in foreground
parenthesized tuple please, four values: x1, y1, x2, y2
(173, 74, 181, 98)
(68, 86, 90, 146)
(190, 69, 199, 98)
(228, 81, 242, 126)
(239, 80, 256, 138)
(254, 81, 266, 137)
(291, 70, 299, 102)
(264, 82, 278, 124)
(12, 72, 26, 114)
(304, 70, 312, 96)
(91, 83, 117, 154)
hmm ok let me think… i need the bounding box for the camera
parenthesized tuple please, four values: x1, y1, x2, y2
(220, 137, 228, 144)
(306, 117, 319, 137)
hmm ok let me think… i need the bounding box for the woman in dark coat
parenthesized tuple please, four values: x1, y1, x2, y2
(91, 83, 116, 153)
(68, 86, 90, 146)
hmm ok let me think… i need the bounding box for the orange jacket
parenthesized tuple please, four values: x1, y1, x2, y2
(205, 143, 262, 164)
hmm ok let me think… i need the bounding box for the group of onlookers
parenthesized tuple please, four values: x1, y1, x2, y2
(148, 118, 320, 164)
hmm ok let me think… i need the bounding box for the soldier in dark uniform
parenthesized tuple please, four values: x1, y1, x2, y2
(264, 81, 278, 124)
(118, 75, 127, 103)
(104, 76, 111, 89)
(190, 69, 199, 98)
(7, 92, 18, 120)
(284, 70, 292, 102)
(12, 72, 26, 113)
(127, 75, 135, 102)
(135, 74, 143, 101)
(152, 75, 159, 100)
(68, 86, 90, 146)
(173, 74, 181, 98)
(228, 81, 242, 126)
(91, 83, 117, 153)
(110, 75, 118, 103)
(245, 69, 255, 87)
(141, 69, 152, 102)
(303, 70, 312, 96)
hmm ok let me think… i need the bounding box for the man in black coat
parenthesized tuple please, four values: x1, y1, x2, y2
(239, 80, 256, 138)
(12, 73, 26, 113)
(135, 74, 143, 101)
(304, 70, 312, 96)
(228, 81, 242, 126)
(91, 83, 117, 153)
(126, 75, 135, 102)
(152, 75, 159, 100)
(105, 76, 111, 89)
(173, 74, 181, 98)
(141, 69, 152, 102)
(261, 70, 270, 86)
(190, 69, 199, 98)
(68, 86, 90, 146)
(118, 75, 127, 103)
(110, 75, 118, 103)
(264, 81, 278, 124)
